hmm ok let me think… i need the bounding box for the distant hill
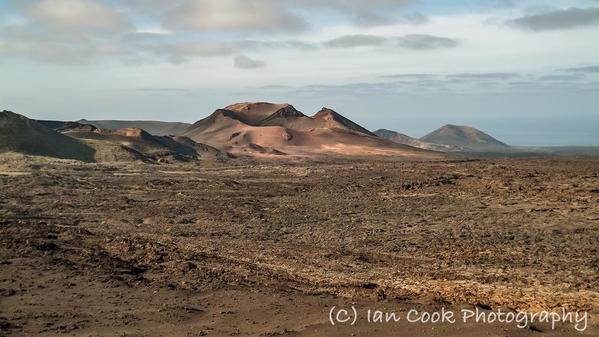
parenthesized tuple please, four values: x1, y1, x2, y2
(0, 110, 95, 162)
(37, 120, 73, 130)
(374, 129, 458, 152)
(182, 102, 444, 159)
(77, 120, 191, 136)
(38, 120, 100, 133)
(420, 125, 509, 150)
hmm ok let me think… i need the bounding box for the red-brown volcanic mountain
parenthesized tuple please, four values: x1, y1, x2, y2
(182, 102, 443, 158)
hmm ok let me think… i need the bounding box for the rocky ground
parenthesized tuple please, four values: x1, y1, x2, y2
(1, 155, 598, 336)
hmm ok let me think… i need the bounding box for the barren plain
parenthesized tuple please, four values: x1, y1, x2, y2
(1, 155, 598, 336)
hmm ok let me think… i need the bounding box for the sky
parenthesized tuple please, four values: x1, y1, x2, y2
(0, 0, 598, 146)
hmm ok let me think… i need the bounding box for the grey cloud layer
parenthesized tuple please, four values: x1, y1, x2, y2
(146, 39, 317, 63)
(1, 0, 597, 65)
(163, 0, 307, 33)
(396, 34, 459, 50)
(324, 34, 388, 48)
(509, 7, 599, 30)
(260, 69, 596, 96)
(234, 55, 266, 69)
(539, 74, 583, 81)
(324, 34, 459, 50)
(0, 0, 424, 64)
(566, 65, 599, 73)
(119, 0, 416, 32)
(27, 0, 131, 33)
(0, 0, 133, 64)
(446, 73, 521, 80)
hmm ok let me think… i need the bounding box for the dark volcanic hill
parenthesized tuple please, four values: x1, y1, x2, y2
(0, 110, 95, 162)
(63, 127, 229, 162)
(420, 125, 509, 150)
(182, 102, 444, 158)
(77, 120, 191, 136)
(37, 117, 230, 161)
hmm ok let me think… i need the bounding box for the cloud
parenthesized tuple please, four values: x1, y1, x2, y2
(292, 81, 403, 96)
(26, 0, 131, 33)
(379, 74, 439, 79)
(353, 12, 395, 27)
(252, 68, 597, 97)
(490, 0, 517, 9)
(163, 0, 307, 33)
(395, 12, 429, 25)
(509, 7, 599, 31)
(447, 73, 521, 80)
(353, 12, 428, 28)
(155, 42, 235, 63)
(539, 74, 582, 81)
(324, 34, 387, 48)
(396, 34, 459, 50)
(0, 0, 589, 69)
(323, 34, 458, 50)
(149, 38, 322, 63)
(117, 0, 416, 14)
(114, 0, 418, 30)
(0, 0, 447, 65)
(566, 65, 599, 73)
(236, 39, 318, 51)
(259, 84, 293, 89)
(289, 0, 414, 11)
(135, 87, 191, 96)
(286, 0, 422, 29)
(120, 0, 416, 30)
(0, 0, 134, 64)
(0, 34, 127, 64)
(234, 55, 265, 69)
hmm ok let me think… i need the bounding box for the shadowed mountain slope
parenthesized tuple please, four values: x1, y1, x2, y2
(63, 127, 230, 162)
(37, 118, 229, 162)
(1, 111, 95, 162)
